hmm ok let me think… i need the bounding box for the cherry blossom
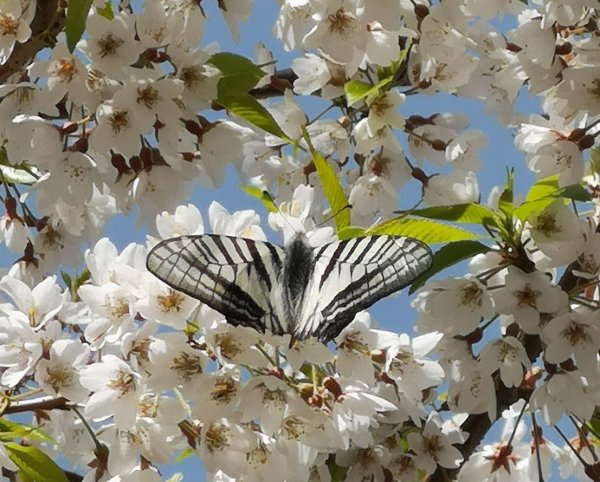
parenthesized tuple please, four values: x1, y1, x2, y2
(0, 0, 33, 64)
(79, 354, 145, 430)
(407, 412, 464, 474)
(490, 266, 568, 334)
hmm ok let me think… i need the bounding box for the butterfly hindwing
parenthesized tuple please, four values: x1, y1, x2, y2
(146, 235, 286, 334)
(295, 236, 433, 341)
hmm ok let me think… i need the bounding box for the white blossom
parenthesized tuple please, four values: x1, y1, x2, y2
(79, 354, 145, 430)
(0, 0, 32, 64)
(491, 266, 568, 334)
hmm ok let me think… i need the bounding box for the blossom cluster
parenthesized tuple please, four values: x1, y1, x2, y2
(0, 0, 600, 481)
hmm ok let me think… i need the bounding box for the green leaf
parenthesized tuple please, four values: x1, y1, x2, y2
(60, 271, 72, 289)
(587, 410, 600, 441)
(241, 186, 277, 213)
(65, 0, 94, 52)
(210, 53, 289, 139)
(498, 168, 514, 216)
(514, 178, 591, 221)
(217, 92, 289, 140)
(513, 197, 556, 221)
(344, 76, 393, 107)
(328, 460, 348, 482)
(308, 151, 351, 232)
(407, 203, 499, 227)
(96, 0, 113, 19)
(525, 175, 559, 202)
(299, 363, 316, 380)
(0, 420, 55, 444)
(523, 176, 591, 202)
(513, 197, 559, 221)
(210, 53, 265, 92)
(337, 226, 366, 240)
(6, 443, 68, 482)
(76, 268, 90, 286)
(175, 448, 193, 463)
(556, 183, 592, 202)
(366, 218, 483, 244)
(409, 240, 491, 293)
(0, 164, 40, 185)
(376, 47, 408, 81)
(0, 419, 23, 434)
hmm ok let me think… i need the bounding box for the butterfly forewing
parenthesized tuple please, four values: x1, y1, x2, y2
(146, 235, 287, 334)
(294, 236, 433, 341)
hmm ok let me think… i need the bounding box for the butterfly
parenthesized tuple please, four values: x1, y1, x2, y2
(146, 232, 432, 342)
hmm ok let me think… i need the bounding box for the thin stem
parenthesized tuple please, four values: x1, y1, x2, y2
(506, 400, 527, 446)
(555, 424, 589, 468)
(308, 102, 337, 124)
(254, 343, 278, 368)
(70, 405, 103, 450)
(568, 414, 598, 462)
(531, 413, 545, 482)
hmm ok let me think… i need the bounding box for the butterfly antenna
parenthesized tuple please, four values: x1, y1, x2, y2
(262, 190, 299, 235)
(317, 204, 352, 228)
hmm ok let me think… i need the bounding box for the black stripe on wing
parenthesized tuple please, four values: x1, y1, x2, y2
(309, 236, 432, 342)
(146, 235, 284, 331)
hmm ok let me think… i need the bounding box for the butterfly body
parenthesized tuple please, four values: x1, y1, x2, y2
(281, 234, 315, 321)
(146, 232, 432, 342)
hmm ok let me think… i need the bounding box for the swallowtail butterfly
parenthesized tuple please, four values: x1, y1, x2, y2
(146, 233, 432, 342)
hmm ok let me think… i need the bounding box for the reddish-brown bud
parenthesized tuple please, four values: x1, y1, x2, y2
(181, 152, 196, 162)
(418, 79, 432, 89)
(463, 327, 483, 344)
(555, 42, 572, 55)
(371, 159, 383, 176)
(338, 115, 350, 128)
(111, 153, 129, 174)
(584, 462, 600, 481)
(323, 376, 343, 399)
(370, 349, 386, 363)
(18, 241, 39, 269)
(129, 156, 142, 172)
(140, 147, 153, 170)
(144, 48, 158, 62)
(505, 322, 521, 338)
(568, 128, 586, 142)
(303, 161, 316, 176)
(506, 42, 523, 53)
(69, 136, 88, 153)
(431, 139, 447, 151)
(414, 4, 429, 19)
(269, 74, 292, 92)
(578, 134, 595, 151)
(411, 167, 429, 184)
(4, 196, 18, 219)
(407, 115, 429, 126)
(60, 121, 78, 135)
(560, 358, 577, 372)
(185, 119, 204, 137)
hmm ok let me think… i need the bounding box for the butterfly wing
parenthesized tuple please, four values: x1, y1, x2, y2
(146, 234, 287, 335)
(295, 235, 433, 342)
